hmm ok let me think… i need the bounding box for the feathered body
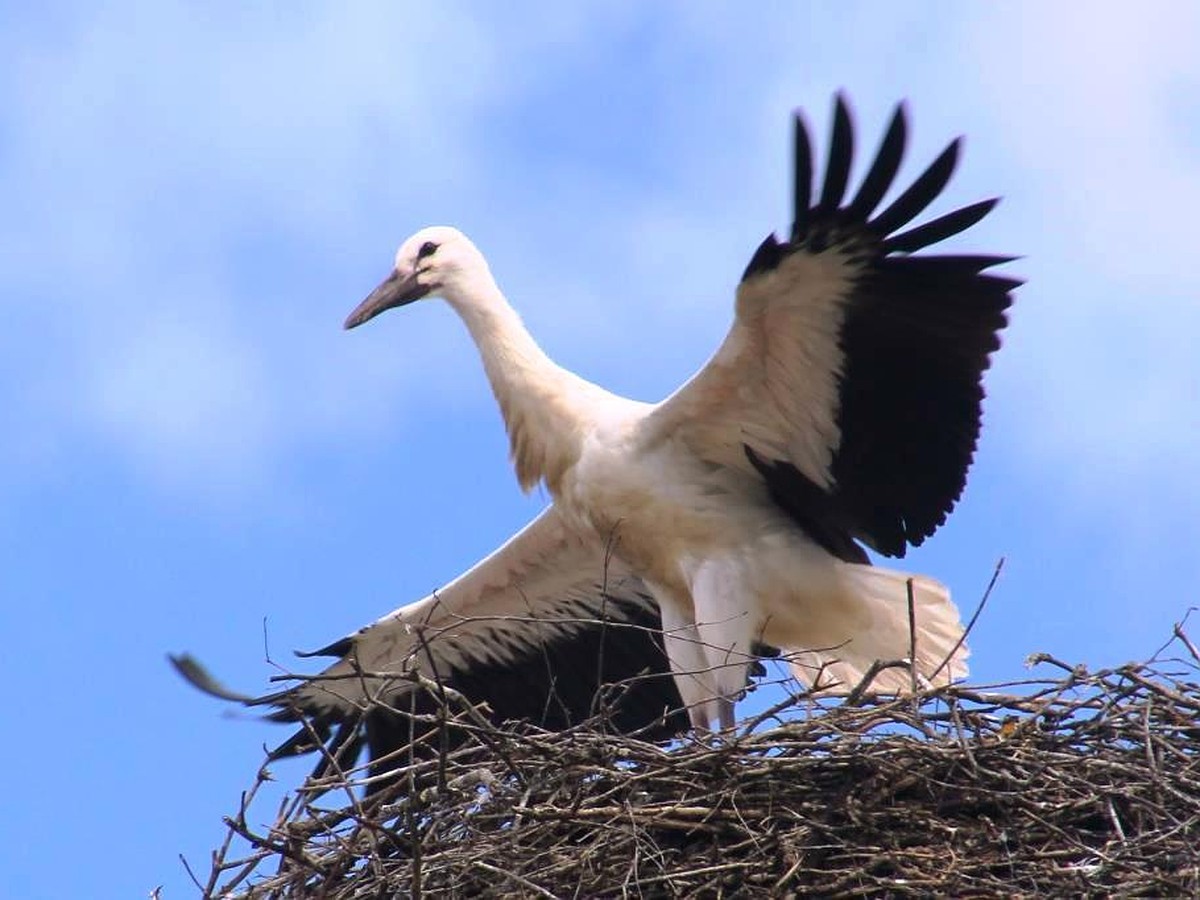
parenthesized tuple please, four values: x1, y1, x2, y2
(173, 95, 1017, 779)
(417, 226, 977, 729)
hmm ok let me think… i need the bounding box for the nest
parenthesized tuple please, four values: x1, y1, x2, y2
(185, 624, 1200, 898)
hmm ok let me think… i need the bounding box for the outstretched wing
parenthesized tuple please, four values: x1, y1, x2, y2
(648, 94, 1018, 559)
(172, 506, 687, 788)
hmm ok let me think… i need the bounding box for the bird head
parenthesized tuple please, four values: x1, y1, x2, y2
(344, 226, 489, 329)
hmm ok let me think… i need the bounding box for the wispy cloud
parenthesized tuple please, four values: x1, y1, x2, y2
(956, 3, 1200, 502)
(0, 2, 510, 493)
(1, 2, 1197, 518)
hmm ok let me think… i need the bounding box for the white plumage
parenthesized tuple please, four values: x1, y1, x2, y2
(174, 95, 1017, 778)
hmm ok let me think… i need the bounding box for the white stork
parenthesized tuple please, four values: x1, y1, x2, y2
(174, 96, 1016, 780)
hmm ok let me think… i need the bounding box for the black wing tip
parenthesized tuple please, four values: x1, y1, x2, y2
(868, 136, 962, 238)
(881, 197, 1000, 255)
(741, 233, 783, 281)
(294, 636, 354, 659)
(881, 99, 910, 150)
(816, 94, 855, 216)
(746, 95, 1006, 284)
(791, 109, 814, 241)
(168, 652, 256, 704)
(978, 251, 1021, 270)
(845, 100, 908, 221)
(744, 97, 1018, 559)
(990, 273, 1025, 292)
(829, 90, 861, 129)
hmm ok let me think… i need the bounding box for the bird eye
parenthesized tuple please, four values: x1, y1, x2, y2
(417, 241, 438, 260)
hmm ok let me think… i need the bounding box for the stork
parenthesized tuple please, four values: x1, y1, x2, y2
(174, 95, 1016, 779)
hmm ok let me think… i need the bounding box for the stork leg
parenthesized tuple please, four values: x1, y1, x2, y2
(689, 556, 758, 734)
(717, 696, 737, 733)
(655, 589, 724, 730)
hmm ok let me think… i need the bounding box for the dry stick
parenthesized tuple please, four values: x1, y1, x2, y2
(1173, 618, 1200, 666)
(844, 659, 916, 706)
(511, 579, 573, 733)
(907, 577, 919, 697)
(1147, 606, 1197, 663)
(410, 626, 451, 798)
(188, 623, 1200, 898)
(929, 556, 1005, 683)
(178, 853, 205, 895)
(472, 860, 559, 898)
(594, 523, 622, 722)
(404, 633, 526, 786)
(203, 769, 276, 896)
(407, 762, 423, 900)
(736, 679, 824, 739)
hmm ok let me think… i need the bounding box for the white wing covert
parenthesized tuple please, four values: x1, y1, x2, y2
(172, 507, 687, 787)
(650, 95, 1018, 560)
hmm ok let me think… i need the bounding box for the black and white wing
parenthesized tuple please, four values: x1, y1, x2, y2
(649, 94, 1019, 559)
(172, 506, 687, 787)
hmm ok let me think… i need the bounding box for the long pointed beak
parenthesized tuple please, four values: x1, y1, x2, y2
(344, 270, 431, 329)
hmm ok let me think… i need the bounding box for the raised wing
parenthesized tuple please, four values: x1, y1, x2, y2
(172, 506, 687, 789)
(649, 94, 1018, 558)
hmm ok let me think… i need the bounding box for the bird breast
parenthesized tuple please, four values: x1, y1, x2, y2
(558, 426, 771, 591)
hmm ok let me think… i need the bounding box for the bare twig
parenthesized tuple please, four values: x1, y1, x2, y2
(186, 621, 1200, 899)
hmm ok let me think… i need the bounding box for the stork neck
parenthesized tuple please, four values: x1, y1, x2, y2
(446, 285, 594, 494)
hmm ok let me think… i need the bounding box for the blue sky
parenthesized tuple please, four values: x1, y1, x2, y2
(2, 3, 1199, 897)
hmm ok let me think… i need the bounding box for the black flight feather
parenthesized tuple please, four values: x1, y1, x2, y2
(868, 138, 961, 237)
(791, 111, 813, 242)
(845, 103, 907, 220)
(739, 96, 1018, 558)
(816, 95, 854, 216)
(883, 198, 999, 254)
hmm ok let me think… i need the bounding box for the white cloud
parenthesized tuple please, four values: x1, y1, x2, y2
(6, 4, 756, 498)
(0, 2, 514, 493)
(1, 1, 1197, 516)
(965, 2, 1200, 283)
(955, 3, 1200, 501)
(84, 303, 275, 483)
